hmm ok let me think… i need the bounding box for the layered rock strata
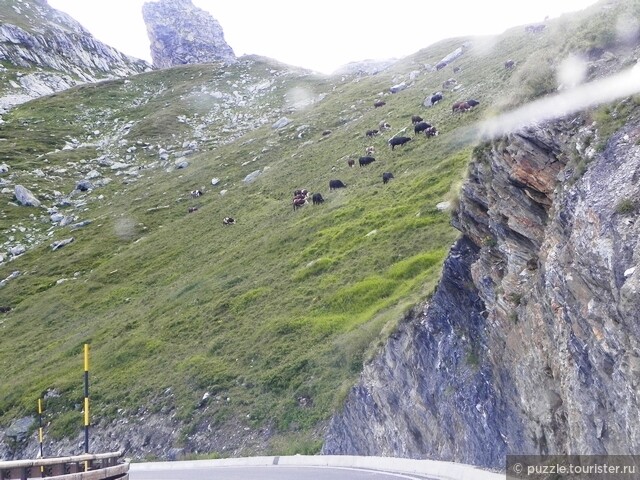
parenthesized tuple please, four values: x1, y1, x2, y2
(323, 115, 640, 468)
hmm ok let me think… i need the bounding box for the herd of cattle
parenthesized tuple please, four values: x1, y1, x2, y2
(188, 58, 495, 221)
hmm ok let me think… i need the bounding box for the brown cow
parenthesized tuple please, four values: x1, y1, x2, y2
(452, 101, 472, 113)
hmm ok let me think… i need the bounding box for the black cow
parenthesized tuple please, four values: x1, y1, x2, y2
(414, 121, 433, 135)
(430, 93, 443, 105)
(374, 100, 386, 108)
(467, 99, 480, 107)
(389, 137, 412, 150)
(382, 172, 394, 184)
(359, 156, 376, 167)
(222, 217, 236, 225)
(504, 59, 516, 69)
(411, 115, 423, 124)
(366, 129, 379, 137)
(436, 61, 447, 70)
(329, 179, 347, 190)
(312, 193, 325, 205)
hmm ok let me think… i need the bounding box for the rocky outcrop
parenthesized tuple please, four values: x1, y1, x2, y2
(323, 114, 640, 468)
(0, 1, 151, 114)
(142, 0, 236, 68)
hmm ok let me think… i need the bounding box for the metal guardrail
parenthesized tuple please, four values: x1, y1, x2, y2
(0, 451, 127, 480)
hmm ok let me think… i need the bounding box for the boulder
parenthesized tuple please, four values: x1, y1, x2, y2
(14, 185, 40, 207)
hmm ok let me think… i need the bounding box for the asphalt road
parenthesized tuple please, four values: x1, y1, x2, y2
(130, 465, 430, 480)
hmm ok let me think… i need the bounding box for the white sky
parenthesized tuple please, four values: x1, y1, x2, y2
(47, 0, 600, 74)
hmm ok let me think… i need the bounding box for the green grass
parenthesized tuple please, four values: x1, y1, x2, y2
(0, 0, 636, 457)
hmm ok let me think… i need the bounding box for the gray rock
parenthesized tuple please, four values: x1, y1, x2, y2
(14, 185, 40, 207)
(389, 82, 407, 93)
(243, 170, 261, 184)
(142, 0, 236, 68)
(70, 220, 92, 230)
(272, 117, 290, 129)
(5, 417, 35, 442)
(51, 238, 74, 251)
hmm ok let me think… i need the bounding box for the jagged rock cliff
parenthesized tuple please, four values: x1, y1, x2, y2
(0, 0, 150, 114)
(142, 0, 236, 68)
(323, 113, 640, 467)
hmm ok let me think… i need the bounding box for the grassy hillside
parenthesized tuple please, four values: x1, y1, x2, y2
(0, 0, 634, 456)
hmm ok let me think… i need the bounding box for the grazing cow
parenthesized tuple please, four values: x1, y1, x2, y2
(188, 206, 198, 213)
(0, 306, 11, 313)
(430, 93, 443, 105)
(389, 136, 412, 150)
(382, 172, 394, 184)
(504, 59, 516, 69)
(414, 121, 433, 135)
(379, 121, 391, 131)
(411, 115, 423, 124)
(365, 146, 375, 155)
(436, 61, 447, 70)
(442, 78, 457, 90)
(374, 100, 386, 108)
(322, 130, 332, 136)
(294, 189, 309, 198)
(347, 158, 355, 168)
(312, 193, 325, 205)
(222, 217, 236, 225)
(359, 156, 376, 167)
(452, 101, 472, 113)
(191, 189, 203, 198)
(424, 126, 438, 137)
(329, 179, 347, 190)
(366, 129, 379, 137)
(467, 99, 480, 107)
(293, 196, 307, 211)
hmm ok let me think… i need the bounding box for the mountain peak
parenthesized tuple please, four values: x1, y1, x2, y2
(142, 0, 236, 68)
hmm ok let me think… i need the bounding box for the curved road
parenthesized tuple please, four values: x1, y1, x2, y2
(130, 464, 429, 480)
(128, 455, 502, 480)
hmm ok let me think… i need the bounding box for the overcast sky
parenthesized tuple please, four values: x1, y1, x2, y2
(47, 0, 600, 74)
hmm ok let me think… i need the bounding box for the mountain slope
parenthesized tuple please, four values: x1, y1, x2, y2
(1, 0, 639, 463)
(0, 0, 150, 116)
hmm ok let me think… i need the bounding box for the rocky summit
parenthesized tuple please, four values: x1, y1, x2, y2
(142, 0, 236, 68)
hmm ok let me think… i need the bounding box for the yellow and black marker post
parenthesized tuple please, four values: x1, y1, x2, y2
(83, 343, 90, 471)
(38, 398, 44, 474)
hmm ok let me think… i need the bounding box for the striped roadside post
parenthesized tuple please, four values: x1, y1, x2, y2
(38, 398, 44, 474)
(84, 343, 90, 471)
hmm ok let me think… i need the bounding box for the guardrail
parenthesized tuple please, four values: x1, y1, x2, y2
(0, 451, 127, 480)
